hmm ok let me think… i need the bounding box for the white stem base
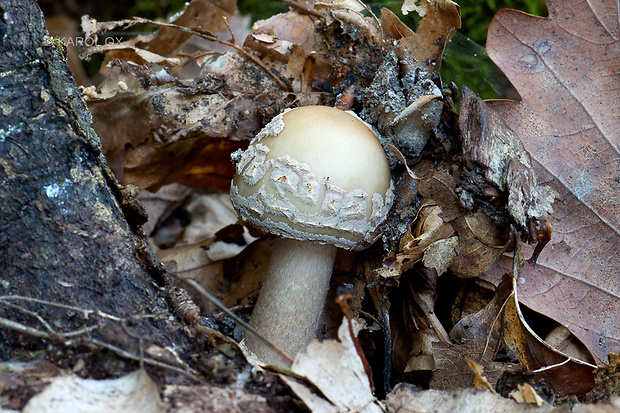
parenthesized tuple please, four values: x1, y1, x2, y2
(245, 237, 337, 365)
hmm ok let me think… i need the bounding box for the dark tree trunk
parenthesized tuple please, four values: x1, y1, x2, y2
(0, 0, 190, 366)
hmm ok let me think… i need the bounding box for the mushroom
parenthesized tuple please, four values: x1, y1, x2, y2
(230, 105, 393, 365)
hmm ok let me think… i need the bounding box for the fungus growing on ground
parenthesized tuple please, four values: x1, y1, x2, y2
(230, 105, 393, 365)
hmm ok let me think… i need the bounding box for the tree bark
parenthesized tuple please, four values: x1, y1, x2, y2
(0, 0, 190, 365)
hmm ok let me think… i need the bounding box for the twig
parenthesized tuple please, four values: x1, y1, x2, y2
(132, 17, 292, 92)
(0, 297, 199, 380)
(276, 0, 324, 18)
(407, 282, 451, 343)
(0, 295, 121, 321)
(186, 278, 294, 368)
(481, 290, 514, 362)
(222, 16, 236, 45)
(531, 358, 570, 373)
(0, 316, 58, 340)
(90, 338, 199, 379)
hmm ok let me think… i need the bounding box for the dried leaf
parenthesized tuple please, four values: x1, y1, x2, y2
(82, 0, 238, 63)
(138, 0, 238, 56)
(502, 271, 596, 399)
(243, 11, 325, 91)
(316, 0, 367, 13)
(386, 383, 552, 413)
(380, 8, 414, 40)
(448, 210, 511, 277)
(394, 0, 461, 72)
(544, 325, 594, 364)
(396, 201, 455, 270)
(465, 359, 495, 392)
(450, 273, 513, 345)
(509, 383, 546, 406)
(23, 370, 162, 413)
(417, 169, 511, 277)
(485, 0, 620, 365)
(422, 236, 458, 275)
(160, 237, 272, 313)
(431, 339, 518, 391)
(281, 318, 382, 413)
(138, 184, 192, 235)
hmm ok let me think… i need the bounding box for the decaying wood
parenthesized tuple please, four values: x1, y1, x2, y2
(0, 0, 191, 368)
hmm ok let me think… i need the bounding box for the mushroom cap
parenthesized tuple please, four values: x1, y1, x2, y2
(230, 105, 393, 250)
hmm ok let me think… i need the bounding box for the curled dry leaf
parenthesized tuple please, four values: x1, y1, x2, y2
(390, 200, 456, 274)
(417, 168, 512, 277)
(280, 318, 382, 413)
(431, 275, 516, 391)
(509, 383, 546, 407)
(465, 359, 495, 392)
(501, 252, 596, 399)
(396, 0, 461, 71)
(484, 0, 620, 366)
(81, 0, 237, 64)
(242, 11, 325, 92)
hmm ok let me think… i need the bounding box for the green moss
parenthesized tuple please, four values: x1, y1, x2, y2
(457, 0, 547, 44)
(237, 0, 289, 21)
(128, 0, 188, 20)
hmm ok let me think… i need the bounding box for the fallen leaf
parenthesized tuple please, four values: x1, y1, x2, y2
(137, 183, 192, 235)
(466, 359, 495, 392)
(502, 262, 596, 399)
(385, 383, 553, 412)
(281, 318, 382, 413)
(81, 0, 239, 64)
(450, 273, 513, 347)
(160, 236, 273, 313)
(544, 325, 595, 364)
(137, 0, 238, 56)
(395, 0, 461, 72)
(23, 370, 162, 413)
(423, 236, 458, 275)
(417, 168, 512, 277)
(431, 339, 519, 391)
(509, 383, 546, 406)
(485, 0, 620, 365)
(389, 200, 455, 274)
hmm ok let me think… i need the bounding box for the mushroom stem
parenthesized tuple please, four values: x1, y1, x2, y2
(246, 237, 337, 365)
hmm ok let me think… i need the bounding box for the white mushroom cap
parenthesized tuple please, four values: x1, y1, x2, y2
(230, 105, 393, 250)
